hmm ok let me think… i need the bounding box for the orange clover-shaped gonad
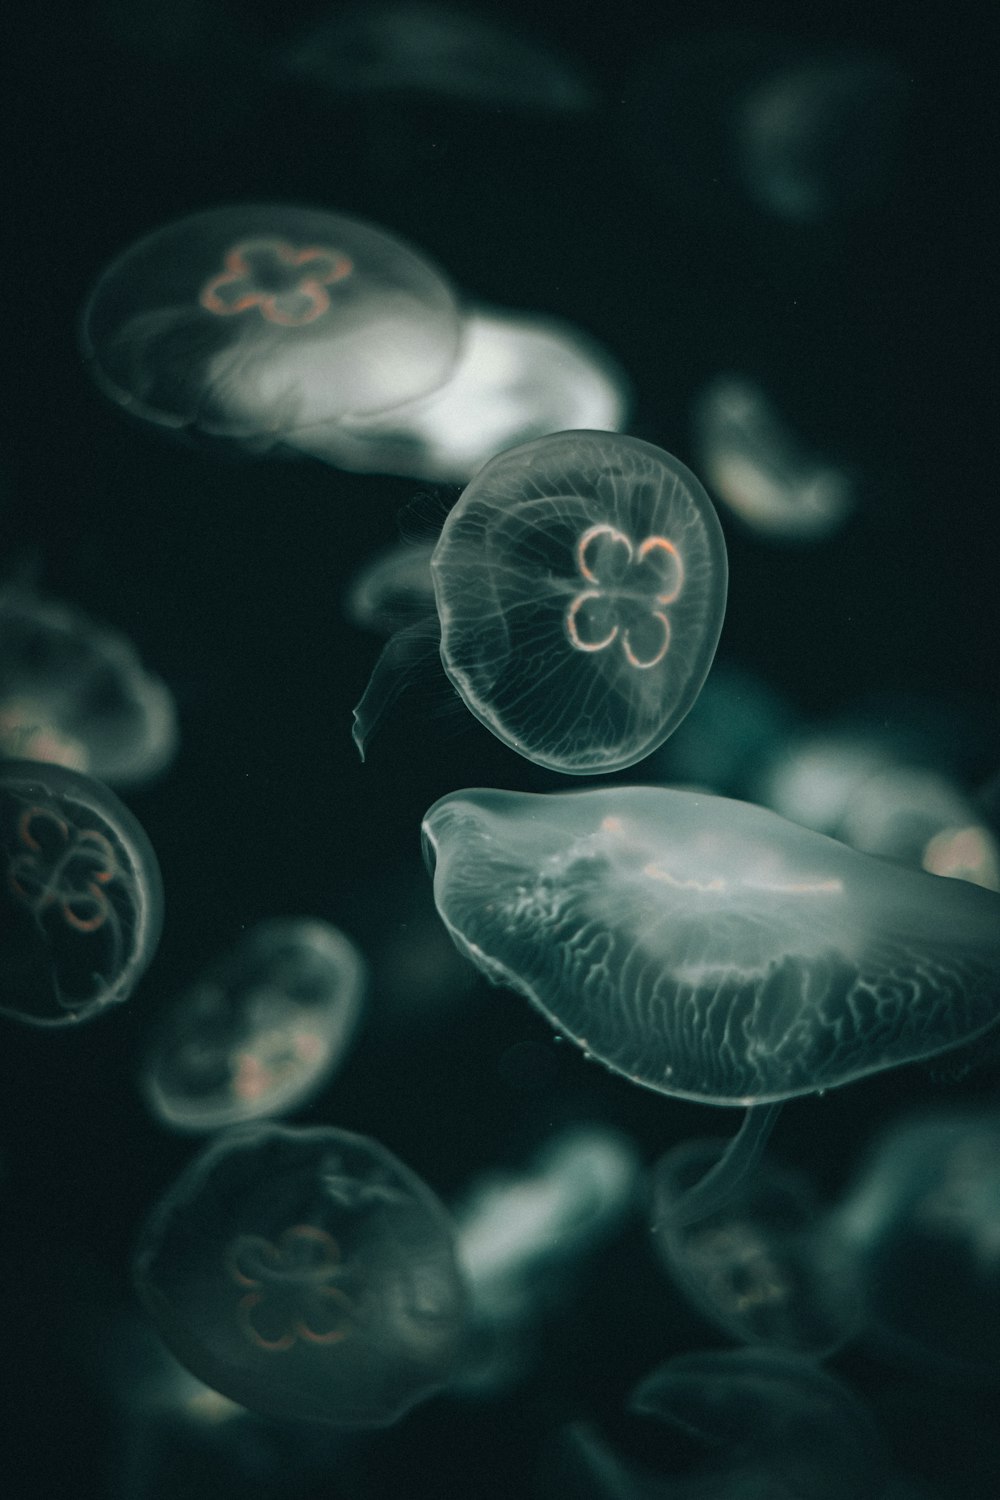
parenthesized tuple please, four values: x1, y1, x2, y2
(227, 1223, 354, 1352)
(7, 806, 118, 934)
(565, 523, 685, 669)
(200, 238, 353, 327)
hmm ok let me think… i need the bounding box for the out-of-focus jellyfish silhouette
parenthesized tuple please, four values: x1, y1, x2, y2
(692, 375, 855, 542)
(0, 587, 177, 786)
(133, 1124, 469, 1427)
(423, 786, 1000, 1105)
(290, 307, 630, 483)
(282, 2, 594, 113)
(453, 1125, 639, 1391)
(648, 661, 797, 798)
(651, 1138, 858, 1354)
(833, 1110, 1000, 1383)
(355, 432, 727, 774)
(344, 540, 437, 638)
(81, 205, 462, 447)
(141, 919, 367, 1133)
(0, 760, 162, 1026)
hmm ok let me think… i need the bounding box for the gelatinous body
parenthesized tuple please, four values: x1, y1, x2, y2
(345, 541, 437, 637)
(0, 760, 162, 1026)
(422, 786, 1000, 1104)
(133, 1124, 468, 1426)
(294, 309, 630, 483)
(0, 588, 177, 786)
(431, 432, 727, 773)
(142, 918, 367, 1132)
(81, 205, 461, 444)
(693, 375, 854, 541)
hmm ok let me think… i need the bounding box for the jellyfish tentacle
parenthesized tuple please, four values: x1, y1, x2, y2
(351, 615, 442, 760)
(656, 1103, 784, 1228)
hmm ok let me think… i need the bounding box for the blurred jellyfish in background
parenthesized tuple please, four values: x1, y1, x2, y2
(651, 1136, 858, 1355)
(81, 205, 463, 449)
(452, 1125, 639, 1392)
(0, 760, 162, 1026)
(141, 918, 367, 1132)
(290, 307, 630, 483)
(647, 661, 797, 798)
(281, 1, 595, 113)
(134, 1124, 469, 1427)
(833, 1110, 1000, 1384)
(692, 374, 856, 542)
(345, 540, 437, 638)
(355, 432, 727, 773)
(0, 586, 177, 786)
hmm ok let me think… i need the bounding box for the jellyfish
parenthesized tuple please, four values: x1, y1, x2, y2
(344, 540, 437, 638)
(0, 586, 177, 786)
(692, 375, 855, 542)
(651, 1137, 858, 1354)
(80, 205, 462, 447)
(423, 786, 1000, 1218)
(133, 1123, 469, 1427)
(354, 431, 727, 774)
(0, 760, 163, 1026)
(292, 307, 630, 484)
(141, 918, 367, 1133)
(832, 1110, 1000, 1382)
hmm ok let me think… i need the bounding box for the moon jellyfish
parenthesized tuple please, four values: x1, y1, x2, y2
(141, 918, 367, 1132)
(81, 205, 461, 446)
(453, 1125, 639, 1391)
(133, 1124, 469, 1427)
(344, 540, 437, 637)
(422, 786, 1000, 1104)
(282, 2, 594, 113)
(693, 375, 855, 542)
(0, 760, 163, 1026)
(0, 587, 177, 786)
(292, 308, 630, 484)
(833, 1110, 1000, 1382)
(651, 1138, 858, 1354)
(355, 432, 727, 774)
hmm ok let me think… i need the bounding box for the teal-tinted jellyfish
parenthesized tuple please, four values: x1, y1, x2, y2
(141, 918, 367, 1132)
(133, 1124, 469, 1427)
(80, 204, 461, 447)
(0, 760, 163, 1026)
(354, 431, 727, 774)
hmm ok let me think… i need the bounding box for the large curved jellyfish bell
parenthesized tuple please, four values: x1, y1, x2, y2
(422, 785, 1000, 1222)
(353, 430, 727, 774)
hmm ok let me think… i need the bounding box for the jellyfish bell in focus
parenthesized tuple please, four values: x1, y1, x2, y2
(291, 307, 630, 484)
(354, 432, 727, 774)
(693, 375, 855, 542)
(0, 760, 162, 1026)
(80, 204, 462, 448)
(141, 919, 367, 1133)
(133, 1124, 469, 1427)
(0, 587, 177, 786)
(651, 1138, 859, 1355)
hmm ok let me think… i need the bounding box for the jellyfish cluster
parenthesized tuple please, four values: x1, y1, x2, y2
(4, 6, 997, 1499)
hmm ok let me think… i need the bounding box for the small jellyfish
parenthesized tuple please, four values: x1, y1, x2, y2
(693, 375, 855, 542)
(421, 786, 1000, 1105)
(141, 918, 367, 1133)
(833, 1110, 1000, 1382)
(0, 587, 177, 786)
(344, 540, 437, 638)
(293, 307, 630, 484)
(133, 1123, 469, 1427)
(81, 205, 462, 447)
(282, 2, 595, 113)
(651, 1138, 859, 1355)
(355, 432, 727, 775)
(0, 760, 163, 1026)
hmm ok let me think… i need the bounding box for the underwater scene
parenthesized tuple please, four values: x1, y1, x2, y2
(4, 1, 998, 1496)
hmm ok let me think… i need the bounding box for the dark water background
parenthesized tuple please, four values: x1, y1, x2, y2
(3, 1, 998, 1495)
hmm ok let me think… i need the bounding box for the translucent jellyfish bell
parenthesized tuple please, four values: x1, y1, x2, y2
(133, 1123, 469, 1427)
(141, 918, 367, 1132)
(0, 760, 163, 1026)
(344, 540, 437, 638)
(354, 432, 727, 774)
(81, 205, 462, 446)
(422, 786, 1000, 1104)
(0, 587, 177, 786)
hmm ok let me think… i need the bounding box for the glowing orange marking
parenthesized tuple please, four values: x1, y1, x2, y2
(576, 523, 633, 583)
(747, 877, 843, 895)
(622, 610, 671, 669)
(601, 816, 624, 834)
(566, 527, 684, 668)
(227, 1224, 353, 1353)
(637, 534, 684, 604)
(200, 239, 353, 327)
(643, 863, 727, 893)
(565, 589, 619, 652)
(7, 809, 118, 934)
